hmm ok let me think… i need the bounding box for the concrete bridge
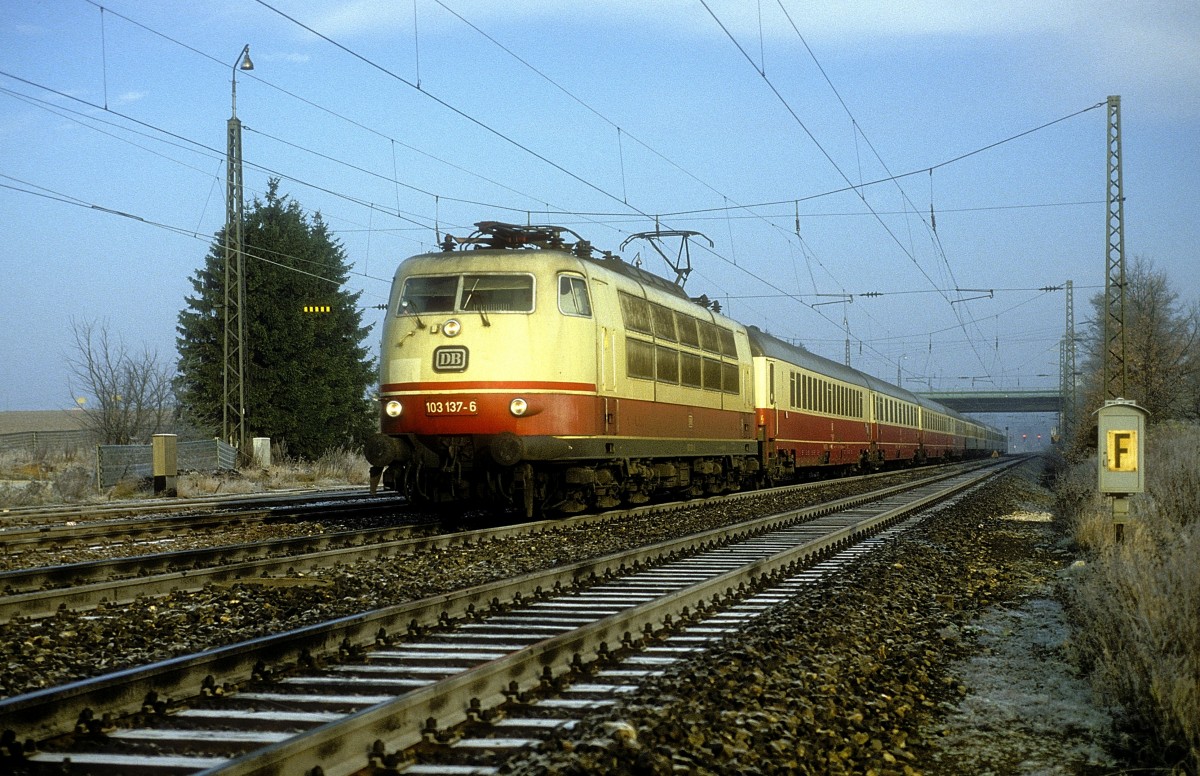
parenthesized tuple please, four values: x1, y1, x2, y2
(916, 389, 1061, 413)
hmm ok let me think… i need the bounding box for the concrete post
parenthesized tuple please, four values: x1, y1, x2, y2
(252, 437, 271, 469)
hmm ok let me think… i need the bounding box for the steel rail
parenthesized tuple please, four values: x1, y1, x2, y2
(0, 460, 949, 551)
(0, 521, 431, 598)
(1, 460, 1008, 756)
(0, 463, 969, 622)
(202, 466, 1009, 776)
(0, 491, 403, 554)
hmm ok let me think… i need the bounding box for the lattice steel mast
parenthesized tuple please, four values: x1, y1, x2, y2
(1103, 95, 1127, 400)
(223, 45, 253, 451)
(1059, 279, 1077, 439)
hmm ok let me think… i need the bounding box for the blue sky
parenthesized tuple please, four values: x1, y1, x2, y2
(2, 1, 1197, 445)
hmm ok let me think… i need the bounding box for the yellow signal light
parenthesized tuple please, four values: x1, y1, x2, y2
(303, 305, 331, 313)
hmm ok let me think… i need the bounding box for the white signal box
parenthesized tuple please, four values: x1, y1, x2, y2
(1096, 399, 1147, 495)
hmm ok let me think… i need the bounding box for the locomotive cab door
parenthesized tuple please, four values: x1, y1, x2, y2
(593, 278, 619, 435)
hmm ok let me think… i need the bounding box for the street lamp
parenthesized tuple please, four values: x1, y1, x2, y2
(223, 44, 253, 453)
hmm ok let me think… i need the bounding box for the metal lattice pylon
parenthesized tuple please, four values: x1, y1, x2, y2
(1060, 280, 1077, 438)
(1103, 95, 1127, 400)
(223, 112, 246, 452)
(223, 47, 253, 453)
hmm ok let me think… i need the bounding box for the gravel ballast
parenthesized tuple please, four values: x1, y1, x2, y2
(0, 473, 932, 698)
(2, 462, 1127, 774)
(499, 461, 1124, 775)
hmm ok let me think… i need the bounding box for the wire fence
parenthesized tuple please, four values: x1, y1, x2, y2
(0, 430, 95, 456)
(96, 440, 238, 488)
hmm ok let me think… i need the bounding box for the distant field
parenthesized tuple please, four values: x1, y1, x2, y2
(0, 410, 90, 435)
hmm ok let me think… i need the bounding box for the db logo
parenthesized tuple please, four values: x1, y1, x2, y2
(433, 347, 468, 372)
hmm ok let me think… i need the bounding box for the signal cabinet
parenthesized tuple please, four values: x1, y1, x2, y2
(1096, 399, 1147, 495)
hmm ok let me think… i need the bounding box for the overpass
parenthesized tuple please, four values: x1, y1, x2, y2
(916, 389, 1061, 414)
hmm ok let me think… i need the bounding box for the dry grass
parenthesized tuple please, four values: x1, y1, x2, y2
(0, 446, 371, 507)
(0, 449, 99, 507)
(265, 447, 370, 488)
(1058, 422, 1200, 773)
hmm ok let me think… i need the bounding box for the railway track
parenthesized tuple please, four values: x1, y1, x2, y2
(0, 490, 406, 559)
(0, 465, 962, 623)
(1, 458, 1015, 775)
(0, 521, 436, 623)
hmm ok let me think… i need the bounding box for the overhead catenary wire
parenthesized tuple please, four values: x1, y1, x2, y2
(0, 174, 393, 287)
(11, 3, 1092, 391)
(701, 0, 1104, 384)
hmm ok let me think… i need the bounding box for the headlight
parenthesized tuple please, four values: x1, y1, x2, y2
(385, 400, 403, 417)
(509, 398, 528, 416)
(442, 319, 461, 337)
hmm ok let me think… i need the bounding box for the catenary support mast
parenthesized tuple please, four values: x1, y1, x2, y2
(1103, 95, 1127, 400)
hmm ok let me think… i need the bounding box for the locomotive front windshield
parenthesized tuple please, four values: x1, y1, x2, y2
(398, 274, 535, 315)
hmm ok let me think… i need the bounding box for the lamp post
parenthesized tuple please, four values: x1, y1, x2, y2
(223, 44, 253, 453)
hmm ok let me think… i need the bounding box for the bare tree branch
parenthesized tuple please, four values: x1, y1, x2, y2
(66, 318, 176, 444)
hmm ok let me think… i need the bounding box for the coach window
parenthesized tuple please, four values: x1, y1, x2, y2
(558, 274, 591, 317)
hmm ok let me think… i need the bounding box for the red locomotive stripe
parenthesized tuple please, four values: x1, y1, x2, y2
(382, 391, 753, 441)
(381, 380, 596, 394)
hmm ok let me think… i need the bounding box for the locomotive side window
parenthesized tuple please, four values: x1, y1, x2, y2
(722, 362, 739, 394)
(626, 338, 655, 380)
(651, 303, 677, 341)
(619, 292, 653, 334)
(702, 358, 722, 391)
(399, 275, 457, 314)
(698, 321, 720, 353)
(656, 346, 679, 383)
(558, 274, 591, 317)
(460, 274, 534, 312)
(675, 313, 700, 347)
(680, 352, 703, 387)
(718, 328, 737, 357)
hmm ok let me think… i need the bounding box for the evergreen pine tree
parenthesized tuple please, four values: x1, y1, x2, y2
(176, 179, 375, 459)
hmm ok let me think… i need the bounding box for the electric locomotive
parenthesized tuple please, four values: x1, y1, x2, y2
(365, 222, 761, 516)
(365, 221, 1005, 516)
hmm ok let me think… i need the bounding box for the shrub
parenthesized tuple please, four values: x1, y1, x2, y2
(313, 447, 369, 486)
(1062, 422, 1200, 773)
(53, 464, 95, 502)
(0, 480, 50, 508)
